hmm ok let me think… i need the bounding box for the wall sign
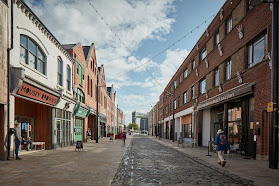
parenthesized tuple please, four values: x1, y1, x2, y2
(17, 82, 59, 106)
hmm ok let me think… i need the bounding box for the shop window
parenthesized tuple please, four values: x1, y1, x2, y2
(200, 78, 206, 94)
(57, 57, 63, 86)
(76, 88, 85, 103)
(248, 33, 267, 68)
(66, 65, 71, 91)
(192, 60, 195, 70)
(183, 124, 192, 138)
(215, 31, 219, 46)
(191, 85, 195, 99)
(184, 69, 188, 78)
(200, 48, 207, 61)
(20, 35, 46, 74)
(227, 16, 232, 34)
(226, 59, 231, 80)
(184, 91, 188, 104)
(214, 68, 219, 87)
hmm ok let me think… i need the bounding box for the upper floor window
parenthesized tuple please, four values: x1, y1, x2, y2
(67, 65, 71, 91)
(191, 85, 195, 99)
(174, 100, 177, 110)
(200, 78, 206, 94)
(165, 106, 168, 114)
(227, 16, 232, 34)
(248, 0, 254, 10)
(248, 33, 267, 68)
(57, 57, 63, 86)
(76, 59, 84, 86)
(184, 91, 188, 104)
(192, 60, 195, 70)
(20, 35, 46, 74)
(214, 68, 219, 87)
(184, 69, 188, 78)
(226, 59, 232, 80)
(200, 48, 207, 61)
(179, 76, 182, 84)
(174, 81, 177, 89)
(215, 32, 219, 46)
(76, 88, 85, 103)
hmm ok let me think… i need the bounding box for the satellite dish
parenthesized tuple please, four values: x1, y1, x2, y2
(250, 0, 263, 6)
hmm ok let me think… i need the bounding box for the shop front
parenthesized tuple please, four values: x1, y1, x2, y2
(99, 114, 107, 138)
(73, 103, 90, 143)
(12, 80, 60, 150)
(197, 83, 255, 158)
(54, 109, 72, 148)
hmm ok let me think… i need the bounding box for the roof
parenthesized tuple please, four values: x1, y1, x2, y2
(82, 46, 90, 59)
(62, 44, 76, 50)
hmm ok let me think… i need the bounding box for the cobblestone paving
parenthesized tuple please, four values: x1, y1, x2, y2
(112, 135, 255, 186)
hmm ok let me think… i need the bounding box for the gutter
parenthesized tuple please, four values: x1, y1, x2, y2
(7, 0, 14, 160)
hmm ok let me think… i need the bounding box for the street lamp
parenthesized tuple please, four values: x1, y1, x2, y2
(251, 0, 278, 169)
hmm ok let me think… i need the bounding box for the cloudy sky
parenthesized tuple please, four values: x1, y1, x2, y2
(25, 0, 225, 125)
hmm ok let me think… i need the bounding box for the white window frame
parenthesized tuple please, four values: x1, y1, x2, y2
(226, 59, 231, 80)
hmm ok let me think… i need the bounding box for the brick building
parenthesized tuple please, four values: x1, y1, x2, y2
(150, 0, 275, 160)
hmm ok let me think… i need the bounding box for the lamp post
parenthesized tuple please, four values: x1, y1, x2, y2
(251, 0, 278, 169)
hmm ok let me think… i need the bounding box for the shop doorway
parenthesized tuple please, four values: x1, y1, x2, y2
(15, 116, 35, 143)
(75, 118, 83, 142)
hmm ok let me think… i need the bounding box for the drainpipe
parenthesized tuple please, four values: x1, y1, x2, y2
(7, 0, 14, 160)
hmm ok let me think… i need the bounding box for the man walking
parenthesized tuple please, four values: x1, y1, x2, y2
(14, 122, 22, 160)
(121, 132, 126, 145)
(215, 129, 230, 167)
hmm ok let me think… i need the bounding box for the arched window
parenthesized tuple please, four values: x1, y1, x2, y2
(57, 57, 63, 86)
(76, 88, 85, 103)
(20, 35, 46, 74)
(66, 65, 71, 91)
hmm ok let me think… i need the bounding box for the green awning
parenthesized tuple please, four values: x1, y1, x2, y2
(74, 103, 90, 118)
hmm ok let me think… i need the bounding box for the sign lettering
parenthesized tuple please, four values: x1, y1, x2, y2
(17, 82, 59, 106)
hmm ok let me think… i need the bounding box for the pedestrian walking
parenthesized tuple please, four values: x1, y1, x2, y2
(215, 129, 230, 167)
(14, 122, 22, 160)
(121, 132, 126, 145)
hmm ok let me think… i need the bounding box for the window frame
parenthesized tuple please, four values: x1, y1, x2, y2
(200, 78, 206, 95)
(215, 31, 219, 46)
(226, 16, 232, 34)
(192, 60, 195, 70)
(184, 69, 188, 78)
(214, 68, 219, 87)
(248, 33, 267, 68)
(191, 85, 195, 99)
(226, 59, 232, 80)
(57, 57, 63, 86)
(184, 91, 188, 104)
(66, 65, 71, 91)
(20, 35, 46, 74)
(200, 48, 207, 61)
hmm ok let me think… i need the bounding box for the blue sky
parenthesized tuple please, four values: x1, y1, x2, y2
(25, 0, 226, 125)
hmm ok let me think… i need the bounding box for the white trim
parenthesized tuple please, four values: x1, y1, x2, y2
(174, 106, 194, 118)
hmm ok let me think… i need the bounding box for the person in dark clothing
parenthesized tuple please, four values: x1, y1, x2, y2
(215, 129, 230, 167)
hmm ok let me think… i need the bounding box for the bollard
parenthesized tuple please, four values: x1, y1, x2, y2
(206, 141, 212, 156)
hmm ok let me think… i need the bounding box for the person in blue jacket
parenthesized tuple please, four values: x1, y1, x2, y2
(215, 129, 230, 167)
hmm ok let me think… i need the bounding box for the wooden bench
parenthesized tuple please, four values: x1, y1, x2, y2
(32, 142, 45, 150)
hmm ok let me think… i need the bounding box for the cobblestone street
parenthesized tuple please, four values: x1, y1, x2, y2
(112, 135, 255, 186)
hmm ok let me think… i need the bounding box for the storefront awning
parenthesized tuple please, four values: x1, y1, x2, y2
(99, 113, 107, 123)
(73, 102, 90, 118)
(197, 83, 254, 110)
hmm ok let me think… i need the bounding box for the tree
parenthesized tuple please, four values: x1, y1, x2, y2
(128, 123, 139, 130)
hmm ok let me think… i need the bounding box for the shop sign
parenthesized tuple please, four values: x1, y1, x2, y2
(198, 83, 253, 110)
(17, 82, 59, 106)
(75, 107, 90, 118)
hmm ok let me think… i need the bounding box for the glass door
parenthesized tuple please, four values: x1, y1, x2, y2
(56, 120, 61, 147)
